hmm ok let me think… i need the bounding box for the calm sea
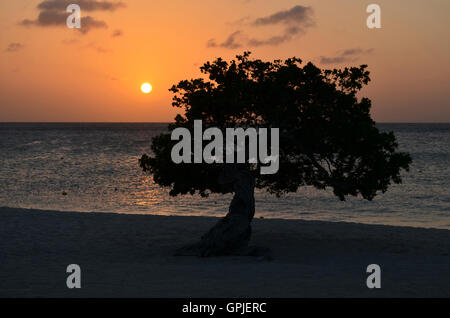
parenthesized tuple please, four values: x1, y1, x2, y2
(0, 123, 449, 229)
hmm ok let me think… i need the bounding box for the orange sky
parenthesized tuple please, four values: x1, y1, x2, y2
(1, 0, 449, 122)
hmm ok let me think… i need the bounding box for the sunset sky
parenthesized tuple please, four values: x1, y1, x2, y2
(1, 0, 449, 122)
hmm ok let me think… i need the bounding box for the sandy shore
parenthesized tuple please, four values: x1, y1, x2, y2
(0, 206, 449, 297)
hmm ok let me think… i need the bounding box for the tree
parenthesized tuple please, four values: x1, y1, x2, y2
(139, 52, 412, 257)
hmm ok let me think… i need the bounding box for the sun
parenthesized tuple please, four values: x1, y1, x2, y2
(140, 82, 152, 94)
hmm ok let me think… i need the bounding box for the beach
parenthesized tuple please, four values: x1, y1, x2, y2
(1, 207, 449, 298)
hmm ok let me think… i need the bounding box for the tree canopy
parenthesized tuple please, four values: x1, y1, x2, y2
(140, 52, 411, 200)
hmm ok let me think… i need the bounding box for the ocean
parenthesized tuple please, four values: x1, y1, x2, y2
(0, 123, 449, 229)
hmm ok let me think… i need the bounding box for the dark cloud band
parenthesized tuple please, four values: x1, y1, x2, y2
(208, 5, 314, 49)
(20, 0, 125, 34)
(37, 0, 125, 12)
(319, 48, 375, 65)
(6, 42, 24, 52)
(253, 5, 314, 26)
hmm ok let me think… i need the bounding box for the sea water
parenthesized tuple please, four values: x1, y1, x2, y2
(0, 123, 449, 229)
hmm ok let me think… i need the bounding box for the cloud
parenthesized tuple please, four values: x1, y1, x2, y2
(5, 42, 25, 52)
(37, 0, 125, 11)
(253, 5, 314, 27)
(341, 48, 374, 56)
(62, 39, 111, 52)
(207, 31, 243, 49)
(226, 16, 250, 26)
(248, 5, 314, 47)
(20, 0, 125, 34)
(84, 41, 113, 53)
(319, 48, 375, 65)
(20, 11, 107, 34)
(319, 56, 349, 64)
(207, 5, 314, 49)
(248, 25, 302, 47)
(111, 29, 123, 37)
(247, 35, 289, 47)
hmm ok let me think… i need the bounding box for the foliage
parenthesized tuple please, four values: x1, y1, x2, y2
(140, 52, 411, 200)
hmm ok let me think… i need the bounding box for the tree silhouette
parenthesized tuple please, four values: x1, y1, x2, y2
(140, 52, 411, 257)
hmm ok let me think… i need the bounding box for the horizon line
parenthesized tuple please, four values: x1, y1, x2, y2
(1, 121, 450, 124)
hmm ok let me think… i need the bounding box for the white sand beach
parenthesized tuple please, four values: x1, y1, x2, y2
(0, 207, 449, 298)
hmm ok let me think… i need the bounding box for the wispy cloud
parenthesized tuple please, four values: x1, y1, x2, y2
(84, 41, 113, 53)
(207, 31, 243, 49)
(5, 42, 24, 52)
(252, 5, 313, 26)
(111, 29, 123, 37)
(19, 0, 126, 34)
(208, 5, 314, 49)
(319, 48, 375, 65)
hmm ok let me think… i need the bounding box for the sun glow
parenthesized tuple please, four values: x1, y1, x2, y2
(140, 82, 152, 94)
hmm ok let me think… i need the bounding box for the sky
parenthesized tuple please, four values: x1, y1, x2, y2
(0, 0, 449, 122)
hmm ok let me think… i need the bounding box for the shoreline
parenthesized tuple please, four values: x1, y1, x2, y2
(3, 205, 448, 231)
(1, 206, 449, 297)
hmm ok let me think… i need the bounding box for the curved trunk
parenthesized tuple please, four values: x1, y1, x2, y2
(175, 170, 257, 257)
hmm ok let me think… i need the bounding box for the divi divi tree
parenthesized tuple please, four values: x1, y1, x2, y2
(140, 52, 411, 257)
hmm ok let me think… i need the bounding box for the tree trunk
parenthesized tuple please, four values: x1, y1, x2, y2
(175, 169, 270, 258)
